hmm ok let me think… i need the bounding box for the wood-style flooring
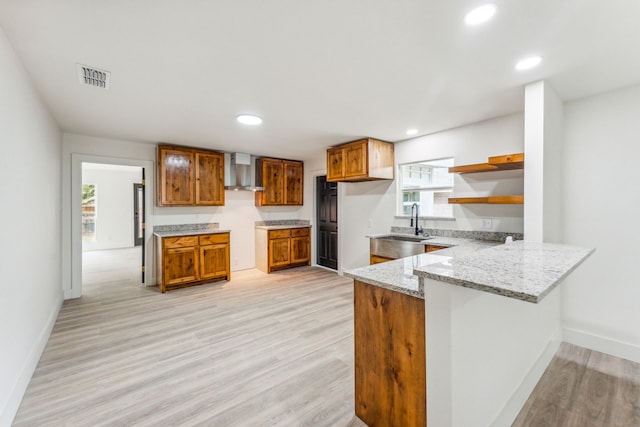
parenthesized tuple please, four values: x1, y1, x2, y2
(14, 248, 357, 426)
(513, 342, 640, 427)
(13, 248, 639, 426)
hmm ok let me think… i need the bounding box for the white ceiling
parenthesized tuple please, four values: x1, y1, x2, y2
(1, 0, 639, 161)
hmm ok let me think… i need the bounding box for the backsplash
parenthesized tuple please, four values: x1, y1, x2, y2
(390, 226, 523, 243)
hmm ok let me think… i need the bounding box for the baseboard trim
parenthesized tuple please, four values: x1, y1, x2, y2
(491, 334, 561, 427)
(563, 327, 640, 363)
(0, 294, 62, 426)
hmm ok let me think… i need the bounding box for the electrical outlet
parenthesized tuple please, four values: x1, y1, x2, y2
(481, 218, 492, 229)
(233, 258, 239, 266)
(368, 219, 373, 228)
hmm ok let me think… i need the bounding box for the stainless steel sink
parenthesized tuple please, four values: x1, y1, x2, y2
(382, 235, 428, 242)
(369, 234, 433, 259)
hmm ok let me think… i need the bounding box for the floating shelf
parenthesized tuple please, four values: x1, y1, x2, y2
(449, 153, 524, 174)
(448, 195, 524, 205)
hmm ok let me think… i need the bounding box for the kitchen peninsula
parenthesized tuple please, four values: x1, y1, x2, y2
(345, 235, 594, 427)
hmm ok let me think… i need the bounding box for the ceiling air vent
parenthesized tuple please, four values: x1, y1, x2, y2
(76, 64, 111, 89)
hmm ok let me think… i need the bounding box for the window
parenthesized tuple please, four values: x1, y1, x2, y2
(399, 158, 454, 217)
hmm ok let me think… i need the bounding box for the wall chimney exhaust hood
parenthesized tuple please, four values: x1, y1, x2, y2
(224, 152, 264, 191)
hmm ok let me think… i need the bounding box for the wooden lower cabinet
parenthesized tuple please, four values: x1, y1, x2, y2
(164, 245, 199, 286)
(156, 232, 230, 293)
(256, 227, 311, 273)
(425, 244, 447, 252)
(370, 254, 395, 265)
(354, 280, 426, 427)
(269, 236, 291, 268)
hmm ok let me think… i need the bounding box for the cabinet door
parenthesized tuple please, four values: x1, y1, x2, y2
(164, 246, 199, 286)
(326, 147, 344, 182)
(344, 141, 368, 179)
(283, 161, 303, 205)
(159, 147, 195, 205)
(195, 151, 225, 206)
(290, 236, 310, 264)
(269, 237, 291, 269)
(261, 159, 285, 205)
(200, 243, 229, 280)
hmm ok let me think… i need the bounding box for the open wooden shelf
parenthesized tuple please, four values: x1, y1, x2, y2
(449, 153, 524, 174)
(448, 195, 524, 205)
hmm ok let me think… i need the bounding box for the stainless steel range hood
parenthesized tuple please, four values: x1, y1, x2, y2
(224, 152, 264, 191)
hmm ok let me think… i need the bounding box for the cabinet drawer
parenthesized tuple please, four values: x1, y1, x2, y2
(199, 233, 229, 245)
(164, 236, 198, 248)
(291, 227, 310, 237)
(269, 229, 291, 239)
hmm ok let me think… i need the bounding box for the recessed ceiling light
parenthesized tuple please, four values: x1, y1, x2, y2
(406, 129, 418, 136)
(236, 114, 263, 125)
(515, 56, 542, 71)
(464, 4, 496, 25)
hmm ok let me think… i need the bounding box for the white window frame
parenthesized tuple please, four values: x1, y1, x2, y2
(397, 157, 455, 219)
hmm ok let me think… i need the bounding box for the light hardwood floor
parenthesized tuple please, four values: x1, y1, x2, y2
(14, 248, 358, 426)
(513, 342, 640, 427)
(13, 248, 639, 426)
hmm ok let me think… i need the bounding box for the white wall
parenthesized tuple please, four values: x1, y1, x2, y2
(561, 84, 640, 362)
(82, 164, 142, 251)
(524, 81, 564, 243)
(299, 114, 525, 273)
(393, 113, 525, 233)
(0, 26, 63, 425)
(63, 134, 305, 296)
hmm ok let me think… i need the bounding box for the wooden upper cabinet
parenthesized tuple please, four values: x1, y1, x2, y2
(326, 138, 394, 182)
(261, 158, 285, 205)
(284, 160, 303, 205)
(255, 158, 304, 206)
(326, 148, 344, 181)
(195, 151, 225, 206)
(158, 147, 194, 205)
(158, 145, 224, 207)
(344, 141, 368, 178)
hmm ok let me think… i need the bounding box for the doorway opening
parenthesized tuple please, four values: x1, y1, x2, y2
(81, 162, 145, 296)
(316, 175, 338, 270)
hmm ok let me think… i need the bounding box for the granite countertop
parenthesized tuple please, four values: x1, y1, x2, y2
(344, 238, 497, 299)
(154, 229, 231, 237)
(255, 224, 312, 230)
(414, 241, 594, 303)
(255, 220, 311, 230)
(153, 223, 230, 238)
(345, 236, 594, 303)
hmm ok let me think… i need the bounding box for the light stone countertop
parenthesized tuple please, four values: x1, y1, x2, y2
(153, 223, 230, 238)
(153, 229, 231, 237)
(344, 237, 497, 299)
(414, 240, 594, 303)
(345, 237, 594, 303)
(255, 220, 311, 230)
(255, 224, 312, 230)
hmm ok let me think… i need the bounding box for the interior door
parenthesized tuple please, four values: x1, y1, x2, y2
(139, 169, 146, 283)
(134, 183, 144, 246)
(316, 175, 338, 270)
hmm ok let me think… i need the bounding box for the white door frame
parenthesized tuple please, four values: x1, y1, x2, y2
(68, 153, 154, 299)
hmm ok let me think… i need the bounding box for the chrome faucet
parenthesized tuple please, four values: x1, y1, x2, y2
(410, 203, 423, 235)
